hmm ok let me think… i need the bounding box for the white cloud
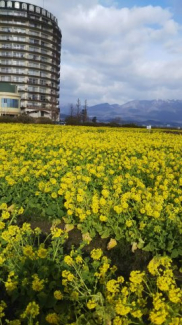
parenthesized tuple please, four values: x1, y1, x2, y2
(24, 1, 182, 105)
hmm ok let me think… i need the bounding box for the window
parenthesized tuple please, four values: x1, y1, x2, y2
(29, 46, 39, 52)
(14, 28, 26, 33)
(1, 67, 11, 73)
(12, 68, 25, 74)
(17, 85, 24, 91)
(22, 3, 27, 10)
(40, 79, 46, 85)
(29, 5, 34, 11)
(12, 76, 25, 82)
(36, 6, 40, 13)
(14, 2, 20, 8)
(40, 64, 47, 70)
(0, 1, 5, 7)
(2, 59, 12, 65)
(41, 56, 47, 62)
(47, 12, 50, 18)
(29, 23, 40, 28)
(40, 71, 47, 77)
(7, 1, 12, 7)
(28, 69, 39, 76)
(13, 52, 24, 58)
(1, 51, 11, 56)
(42, 9, 46, 16)
(40, 95, 46, 101)
(13, 44, 25, 49)
(28, 78, 38, 84)
(1, 76, 11, 81)
(1, 98, 19, 108)
(41, 33, 47, 39)
(41, 49, 47, 55)
(2, 44, 12, 49)
(12, 36, 25, 41)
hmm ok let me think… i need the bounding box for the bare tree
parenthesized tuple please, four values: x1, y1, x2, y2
(70, 103, 75, 117)
(81, 99, 88, 123)
(76, 98, 81, 121)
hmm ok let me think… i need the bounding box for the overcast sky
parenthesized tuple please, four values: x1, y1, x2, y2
(25, 0, 182, 106)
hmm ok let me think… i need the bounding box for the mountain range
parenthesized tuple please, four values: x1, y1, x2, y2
(60, 100, 182, 127)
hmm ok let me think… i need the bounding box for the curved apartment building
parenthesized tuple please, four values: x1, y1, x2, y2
(0, 1, 61, 120)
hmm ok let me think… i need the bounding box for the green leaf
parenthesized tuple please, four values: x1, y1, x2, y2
(171, 249, 180, 258)
(100, 228, 111, 239)
(45, 206, 55, 215)
(37, 292, 48, 307)
(143, 242, 155, 252)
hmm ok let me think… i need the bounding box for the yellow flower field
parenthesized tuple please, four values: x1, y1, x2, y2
(0, 124, 181, 324)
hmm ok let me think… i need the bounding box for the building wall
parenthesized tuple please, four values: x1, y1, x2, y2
(0, 90, 21, 116)
(0, 1, 61, 120)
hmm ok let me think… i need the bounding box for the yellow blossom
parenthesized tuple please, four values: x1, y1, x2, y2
(106, 279, 119, 293)
(115, 300, 131, 316)
(46, 313, 60, 324)
(87, 299, 97, 310)
(90, 248, 103, 260)
(21, 301, 39, 319)
(64, 255, 73, 266)
(54, 290, 63, 300)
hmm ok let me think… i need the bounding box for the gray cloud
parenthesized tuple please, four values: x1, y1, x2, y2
(24, 1, 182, 106)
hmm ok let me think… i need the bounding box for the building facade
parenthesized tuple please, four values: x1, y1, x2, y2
(0, 1, 61, 120)
(0, 82, 21, 116)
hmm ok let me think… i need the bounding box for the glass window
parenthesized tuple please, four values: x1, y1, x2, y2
(42, 9, 46, 15)
(40, 95, 46, 101)
(47, 12, 50, 18)
(0, 1, 5, 7)
(28, 78, 38, 84)
(17, 84, 24, 91)
(40, 79, 45, 85)
(1, 76, 11, 81)
(36, 6, 40, 13)
(41, 56, 47, 62)
(7, 1, 12, 7)
(1, 98, 19, 108)
(13, 52, 24, 58)
(29, 5, 34, 11)
(14, 2, 20, 8)
(12, 76, 25, 82)
(22, 3, 27, 10)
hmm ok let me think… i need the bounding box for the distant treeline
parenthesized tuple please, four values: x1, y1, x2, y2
(64, 98, 143, 127)
(0, 115, 53, 124)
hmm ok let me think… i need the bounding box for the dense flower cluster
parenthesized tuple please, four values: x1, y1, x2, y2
(0, 125, 182, 256)
(0, 124, 181, 324)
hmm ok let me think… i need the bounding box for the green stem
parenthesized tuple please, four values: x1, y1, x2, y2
(72, 264, 90, 293)
(53, 240, 60, 261)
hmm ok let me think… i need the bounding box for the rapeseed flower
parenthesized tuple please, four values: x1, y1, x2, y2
(54, 290, 63, 300)
(90, 248, 103, 260)
(87, 299, 97, 310)
(46, 313, 60, 324)
(21, 301, 39, 319)
(32, 274, 44, 292)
